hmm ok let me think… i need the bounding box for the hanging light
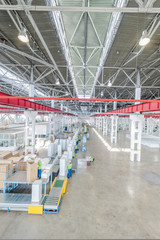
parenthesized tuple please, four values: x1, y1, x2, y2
(101, 91, 104, 97)
(56, 78, 60, 85)
(65, 91, 69, 95)
(18, 28, 29, 43)
(139, 30, 150, 46)
(107, 80, 112, 87)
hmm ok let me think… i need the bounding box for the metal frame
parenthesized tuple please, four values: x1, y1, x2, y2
(0, 5, 159, 13)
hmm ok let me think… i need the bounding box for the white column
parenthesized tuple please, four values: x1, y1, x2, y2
(103, 116, 108, 136)
(61, 116, 64, 130)
(29, 84, 34, 99)
(102, 117, 104, 135)
(94, 117, 96, 127)
(135, 69, 141, 104)
(25, 114, 30, 154)
(113, 90, 117, 110)
(15, 114, 20, 123)
(111, 116, 118, 143)
(100, 105, 102, 113)
(105, 103, 108, 112)
(147, 117, 154, 134)
(29, 66, 34, 102)
(122, 118, 125, 130)
(48, 114, 55, 142)
(51, 90, 55, 108)
(130, 115, 144, 162)
(99, 117, 103, 130)
(158, 119, 160, 136)
(96, 117, 98, 129)
(24, 111, 37, 155)
(61, 103, 63, 111)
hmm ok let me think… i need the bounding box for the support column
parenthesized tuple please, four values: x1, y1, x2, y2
(147, 117, 153, 134)
(24, 111, 37, 155)
(143, 118, 147, 133)
(51, 90, 55, 108)
(113, 90, 117, 110)
(61, 115, 64, 130)
(135, 69, 141, 104)
(61, 103, 63, 111)
(108, 117, 111, 134)
(130, 115, 144, 162)
(68, 117, 72, 132)
(105, 103, 108, 112)
(49, 113, 55, 142)
(94, 117, 96, 127)
(102, 117, 104, 133)
(158, 119, 160, 136)
(99, 117, 103, 130)
(15, 114, 20, 123)
(111, 116, 118, 143)
(29, 66, 34, 101)
(99, 105, 102, 113)
(96, 117, 98, 129)
(122, 118, 125, 130)
(103, 116, 108, 136)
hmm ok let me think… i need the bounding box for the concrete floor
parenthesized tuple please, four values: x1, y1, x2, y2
(1, 128, 160, 239)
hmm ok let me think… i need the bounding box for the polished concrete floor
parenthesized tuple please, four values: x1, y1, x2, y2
(1, 128, 160, 239)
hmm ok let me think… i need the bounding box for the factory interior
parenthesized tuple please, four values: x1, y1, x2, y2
(0, 0, 160, 239)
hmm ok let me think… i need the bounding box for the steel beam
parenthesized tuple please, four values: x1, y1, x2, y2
(0, 5, 159, 13)
(0, 91, 62, 112)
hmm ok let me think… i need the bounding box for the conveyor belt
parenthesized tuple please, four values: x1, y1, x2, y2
(43, 187, 62, 211)
(0, 193, 32, 211)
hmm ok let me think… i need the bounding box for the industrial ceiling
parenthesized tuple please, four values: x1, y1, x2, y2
(0, 0, 160, 113)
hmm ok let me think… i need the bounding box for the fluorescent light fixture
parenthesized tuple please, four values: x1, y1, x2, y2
(139, 30, 150, 46)
(18, 28, 29, 43)
(107, 80, 112, 87)
(56, 78, 60, 85)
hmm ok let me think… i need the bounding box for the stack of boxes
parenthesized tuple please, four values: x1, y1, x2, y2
(0, 152, 13, 189)
(27, 162, 38, 182)
(0, 151, 25, 189)
(0, 164, 9, 189)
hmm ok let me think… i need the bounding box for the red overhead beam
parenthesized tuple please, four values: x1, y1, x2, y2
(3, 92, 160, 116)
(0, 95, 160, 104)
(91, 99, 160, 117)
(0, 92, 75, 116)
(105, 101, 160, 114)
(0, 92, 62, 112)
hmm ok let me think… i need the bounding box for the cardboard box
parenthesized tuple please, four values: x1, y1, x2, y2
(12, 151, 19, 157)
(18, 162, 27, 171)
(0, 165, 8, 173)
(0, 173, 7, 181)
(27, 162, 38, 183)
(0, 160, 13, 170)
(13, 164, 17, 173)
(10, 156, 24, 164)
(0, 152, 12, 159)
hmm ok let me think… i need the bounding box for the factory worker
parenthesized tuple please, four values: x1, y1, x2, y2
(68, 161, 72, 179)
(38, 160, 42, 179)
